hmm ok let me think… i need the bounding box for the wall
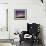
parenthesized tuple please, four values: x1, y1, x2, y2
(0, 0, 46, 46)
(0, 0, 8, 3)
(8, 0, 46, 46)
(9, 0, 44, 37)
(0, 0, 9, 39)
(0, 0, 13, 46)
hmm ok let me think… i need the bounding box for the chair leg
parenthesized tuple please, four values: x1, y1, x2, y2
(20, 41, 21, 45)
(30, 38, 34, 46)
(30, 41, 34, 46)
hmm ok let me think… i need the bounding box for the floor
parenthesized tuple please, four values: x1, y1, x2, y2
(0, 43, 43, 46)
(0, 43, 13, 46)
(19, 41, 43, 46)
(0, 41, 43, 46)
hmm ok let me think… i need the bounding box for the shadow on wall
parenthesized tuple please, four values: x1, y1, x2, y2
(40, 25, 45, 46)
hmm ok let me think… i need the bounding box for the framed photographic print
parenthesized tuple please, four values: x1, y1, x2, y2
(14, 9, 27, 20)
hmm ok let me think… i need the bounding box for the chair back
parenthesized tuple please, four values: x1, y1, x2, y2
(27, 23, 40, 35)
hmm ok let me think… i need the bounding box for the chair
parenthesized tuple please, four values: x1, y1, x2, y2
(19, 23, 40, 46)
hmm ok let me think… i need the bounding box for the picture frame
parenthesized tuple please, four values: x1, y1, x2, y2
(14, 9, 27, 20)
